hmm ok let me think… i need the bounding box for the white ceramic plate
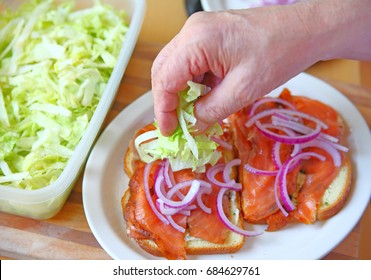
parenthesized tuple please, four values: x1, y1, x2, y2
(82, 72, 371, 260)
(201, 0, 259, 11)
(201, 0, 300, 11)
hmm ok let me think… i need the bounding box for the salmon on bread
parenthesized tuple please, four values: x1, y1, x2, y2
(228, 88, 352, 231)
(122, 123, 248, 260)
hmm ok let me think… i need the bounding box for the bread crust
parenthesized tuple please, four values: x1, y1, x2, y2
(317, 157, 352, 220)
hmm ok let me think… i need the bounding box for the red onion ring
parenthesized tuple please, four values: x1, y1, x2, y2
(272, 116, 338, 143)
(196, 187, 212, 214)
(206, 163, 242, 190)
(327, 141, 349, 152)
(276, 151, 326, 213)
(245, 108, 329, 129)
(244, 163, 278, 176)
(143, 163, 169, 225)
(301, 139, 341, 167)
(273, 171, 289, 217)
(216, 188, 265, 236)
(256, 121, 322, 144)
(223, 159, 241, 183)
(272, 141, 283, 168)
(156, 199, 191, 216)
(249, 97, 296, 116)
(273, 112, 301, 122)
(163, 159, 175, 188)
(160, 179, 200, 209)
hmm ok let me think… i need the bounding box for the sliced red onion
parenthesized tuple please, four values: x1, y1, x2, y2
(273, 112, 301, 122)
(216, 188, 265, 236)
(246, 108, 328, 129)
(279, 109, 329, 129)
(196, 186, 212, 214)
(256, 121, 321, 144)
(273, 169, 289, 217)
(249, 97, 296, 116)
(159, 179, 200, 209)
(155, 167, 168, 197)
(211, 136, 233, 150)
(143, 163, 169, 225)
(156, 198, 192, 216)
(276, 152, 326, 213)
(301, 139, 342, 167)
(272, 141, 283, 168)
(272, 116, 338, 143)
(163, 159, 175, 188)
(206, 163, 242, 190)
(223, 159, 241, 183)
(262, 124, 301, 158)
(166, 179, 209, 200)
(327, 141, 349, 152)
(270, 125, 302, 167)
(244, 163, 278, 176)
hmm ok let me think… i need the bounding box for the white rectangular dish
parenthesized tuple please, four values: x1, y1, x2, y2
(0, 0, 146, 219)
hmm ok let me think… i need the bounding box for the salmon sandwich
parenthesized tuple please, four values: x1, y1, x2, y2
(121, 82, 352, 260)
(229, 88, 352, 232)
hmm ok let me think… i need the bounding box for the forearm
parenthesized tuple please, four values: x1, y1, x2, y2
(151, 0, 371, 134)
(294, 0, 371, 61)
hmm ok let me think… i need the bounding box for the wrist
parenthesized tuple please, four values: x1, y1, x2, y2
(294, 0, 371, 61)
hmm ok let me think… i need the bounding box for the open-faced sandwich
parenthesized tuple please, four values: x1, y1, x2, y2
(121, 82, 352, 260)
(229, 88, 351, 231)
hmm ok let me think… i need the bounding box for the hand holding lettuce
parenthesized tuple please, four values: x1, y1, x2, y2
(135, 81, 223, 172)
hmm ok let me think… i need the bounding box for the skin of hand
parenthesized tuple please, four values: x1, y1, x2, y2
(151, 0, 371, 136)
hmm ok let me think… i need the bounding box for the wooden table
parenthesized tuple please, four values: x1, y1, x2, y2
(1, 0, 370, 260)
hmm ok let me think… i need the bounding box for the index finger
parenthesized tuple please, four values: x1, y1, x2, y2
(151, 52, 208, 136)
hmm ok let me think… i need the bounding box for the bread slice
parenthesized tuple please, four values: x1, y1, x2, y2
(122, 124, 245, 259)
(317, 157, 352, 220)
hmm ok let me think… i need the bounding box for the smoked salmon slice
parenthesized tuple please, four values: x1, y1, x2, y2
(187, 183, 230, 244)
(280, 90, 345, 224)
(229, 102, 297, 227)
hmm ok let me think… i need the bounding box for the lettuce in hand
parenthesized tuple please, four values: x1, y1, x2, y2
(135, 81, 223, 172)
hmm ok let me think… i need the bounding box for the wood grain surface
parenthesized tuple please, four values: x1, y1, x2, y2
(1, 41, 370, 260)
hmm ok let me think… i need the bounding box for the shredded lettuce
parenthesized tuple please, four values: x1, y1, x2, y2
(0, 0, 128, 190)
(136, 81, 223, 172)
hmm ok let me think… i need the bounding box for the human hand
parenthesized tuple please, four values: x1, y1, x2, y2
(151, 0, 371, 136)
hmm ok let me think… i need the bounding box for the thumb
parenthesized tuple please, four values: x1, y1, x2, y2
(194, 71, 262, 131)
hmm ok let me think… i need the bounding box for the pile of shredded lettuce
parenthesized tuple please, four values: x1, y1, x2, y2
(0, 0, 128, 190)
(135, 81, 223, 172)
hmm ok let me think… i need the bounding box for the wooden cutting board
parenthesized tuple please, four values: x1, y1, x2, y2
(0, 41, 370, 260)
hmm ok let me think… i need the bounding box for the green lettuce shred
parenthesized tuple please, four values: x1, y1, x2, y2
(136, 81, 223, 172)
(0, 0, 129, 190)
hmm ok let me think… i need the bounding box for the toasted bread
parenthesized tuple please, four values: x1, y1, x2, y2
(122, 124, 245, 259)
(317, 157, 352, 220)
